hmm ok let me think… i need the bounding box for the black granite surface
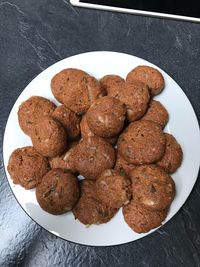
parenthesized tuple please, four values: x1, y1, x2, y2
(0, 1, 200, 266)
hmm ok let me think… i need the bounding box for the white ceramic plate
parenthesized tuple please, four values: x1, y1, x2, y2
(3, 51, 200, 246)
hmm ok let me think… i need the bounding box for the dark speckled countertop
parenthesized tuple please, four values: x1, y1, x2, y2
(0, 1, 200, 266)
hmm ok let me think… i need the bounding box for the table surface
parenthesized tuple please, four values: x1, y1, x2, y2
(0, 1, 200, 266)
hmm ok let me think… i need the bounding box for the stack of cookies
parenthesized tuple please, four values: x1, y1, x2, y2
(7, 65, 183, 233)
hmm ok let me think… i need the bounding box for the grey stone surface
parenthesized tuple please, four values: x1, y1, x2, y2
(0, 0, 200, 266)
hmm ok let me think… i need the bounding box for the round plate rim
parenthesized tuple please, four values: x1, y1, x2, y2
(3, 51, 200, 246)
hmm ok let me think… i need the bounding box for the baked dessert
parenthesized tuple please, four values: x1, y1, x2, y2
(130, 164, 175, 211)
(157, 133, 183, 173)
(49, 141, 78, 173)
(123, 200, 168, 233)
(52, 105, 80, 140)
(31, 116, 67, 157)
(114, 153, 136, 177)
(73, 179, 117, 225)
(119, 81, 150, 122)
(75, 136, 115, 180)
(7, 146, 49, 189)
(96, 169, 131, 208)
(100, 74, 125, 99)
(86, 96, 126, 138)
(141, 100, 169, 129)
(126, 65, 165, 96)
(51, 68, 104, 114)
(36, 169, 79, 215)
(117, 120, 166, 165)
(80, 115, 118, 145)
(18, 96, 56, 135)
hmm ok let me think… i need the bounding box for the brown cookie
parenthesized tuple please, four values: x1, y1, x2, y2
(114, 153, 136, 177)
(7, 146, 49, 189)
(99, 75, 125, 98)
(36, 169, 80, 215)
(31, 116, 67, 157)
(157, 133, 183, 173)
(49, 142, 78, 173)
(86, 96, 126, 138)
(80, 115, 118, 145)
(51, 68, 104, 115)
(96, 169, 132, 208)
(51, 68, 86, 104)
(80, 179, 97, 199)
(52, 105, 81, 140)
(141, 100, 169, 129)
(100, 76, 150, 122)
(123, 200, 168, 233)
(73, 180, 117, 225)
(119, 81, 150, 122)
(80, 115, 95, 138)
(118, 120, 166, 165)
(18, 96, 56, 136)
(126, 65, 165, 96)
(130, 164, 175, 211)
(75, 136, 115, 180)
